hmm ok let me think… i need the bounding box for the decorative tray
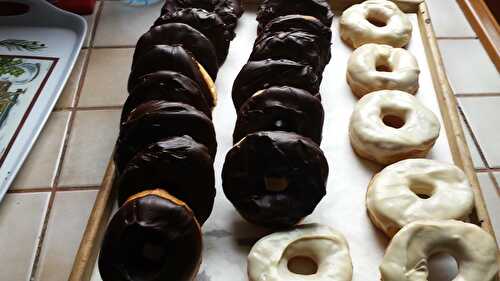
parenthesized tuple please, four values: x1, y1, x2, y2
(70, 1, 499, 280)
(0, 0, 86, 200)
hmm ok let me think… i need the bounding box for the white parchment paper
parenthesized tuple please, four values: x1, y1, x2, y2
(91, 11, 457, 281)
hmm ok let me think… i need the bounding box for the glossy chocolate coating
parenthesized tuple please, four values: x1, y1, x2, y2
(250, 30, 330, 75)
(161, 0, 243, 33)
(128, 45, 212, 107)
(231, 59, 321, 110)
(256, 0, 334, 32)
(133, 23, 219, 80)
(115, 101, 216, 172)
(117, 137, 215, 224)
(122, 71, 211, 124)
(99, 193, 202, 281)
(222, 131, 329, 228)
(233, 86, 324, 144)
(154, 8, 232, 64)
(259, 14, 332, 45)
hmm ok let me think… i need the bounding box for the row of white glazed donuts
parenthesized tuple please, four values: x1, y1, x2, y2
(341, 2, 497, 281)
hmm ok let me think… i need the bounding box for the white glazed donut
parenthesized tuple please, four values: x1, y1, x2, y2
(340, 0, 412, 48)
(347, 43, 420, 98)
(366, 159, 474, 237)
(349, 90, 440, 165)
(248, 223, 353, 281)
(380, 220, 499, 281)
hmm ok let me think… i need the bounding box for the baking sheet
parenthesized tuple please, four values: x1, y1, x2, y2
(89, 10, 458, 281)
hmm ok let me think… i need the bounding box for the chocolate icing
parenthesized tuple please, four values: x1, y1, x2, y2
(134, 23, 219, 80)
(117, 136, 216, 224)
(222, 131, 329, 228)
(259, 14, 332, 44)
(231, 59, 321, 110)
(250, 30, 330, 75)
(122, 71, 211, 124)
(233, 86, 324, 144)
(154, 8, 232, 64)
(115, 101, 216, 172)
(127, 45, 212, 107)
(161, 0, 243, 33)
(256, 0, 334, 32)
(99, 192, 202, 281)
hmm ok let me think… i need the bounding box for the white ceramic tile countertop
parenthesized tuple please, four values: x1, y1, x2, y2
(0, 0, 498, 280)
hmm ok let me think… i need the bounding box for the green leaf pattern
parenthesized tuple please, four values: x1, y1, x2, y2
(0, 39, 46, 52)
(0, 57, 25, 77)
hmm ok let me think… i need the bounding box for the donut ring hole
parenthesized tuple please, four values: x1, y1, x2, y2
(375, 55, 393, 72)
(287, 256, 318, 275)
(265, 176, 288, 192)
(122, 226, 170, 279)
(427, 253, 459, 281)
(380, 107, 407, 129)
(366, 11, 389, 27)
(274, 119, 287, 128)
(409, 180, 436, 199)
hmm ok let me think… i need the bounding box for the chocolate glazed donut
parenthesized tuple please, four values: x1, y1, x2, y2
(222, 131, 329, 228)
(233, 86, 324, 144)
(250, 30, 330, 75)
(231, 59, 321, 110)
(161, 0, 243, 33)
(122, 71, 211, 123)
(133, 23, 219, 80)
(259, 14, 332, 45)
(256, 0, 334, 32)
(99, 189, 202, 281)
(154, 8, 232, 64)
(117, 137, 215, 224)
(127, 45, 215, 107)
(114, 101, 216, 172)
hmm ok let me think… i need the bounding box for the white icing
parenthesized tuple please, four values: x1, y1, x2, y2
(366, 159, 474, 237)
(347, 43, 420, 98)
(248, 223, 353, 281)
(349, 90, 440, 165)
(340, 0, 412, 48)
(380, 220, 499, 281)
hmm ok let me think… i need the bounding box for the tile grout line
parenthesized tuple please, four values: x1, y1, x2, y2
(53, 105, 123, 112)
(88, 1, 103, 50)
(7, 186, 101, 193)
(28, 189, 57, 281)
(27, 3, 105, 279)
(7, 188, 53, 194)
(457, 106, 491, 170)
(457, 106, 500, 194)
(57, 186, 101, 192)
(92, 45, 136, 49)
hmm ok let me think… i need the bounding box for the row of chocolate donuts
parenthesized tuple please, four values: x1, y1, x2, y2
(97, 1, 243, 281)
(222, 0, 334, 228)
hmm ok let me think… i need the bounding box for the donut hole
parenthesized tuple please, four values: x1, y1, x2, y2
(275, 119, 284, 128)
(382, 115, 405, 129)
(366, 12, 388, 27)
(409, 181, 435, 199)
(122, 226, 170, 279)
(375, 56, 393, 72)
(264, 176, 288, 192)
(428, 253, 458, 281)
(380, 107, 407, 129)
(287, 256, 318, 275)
